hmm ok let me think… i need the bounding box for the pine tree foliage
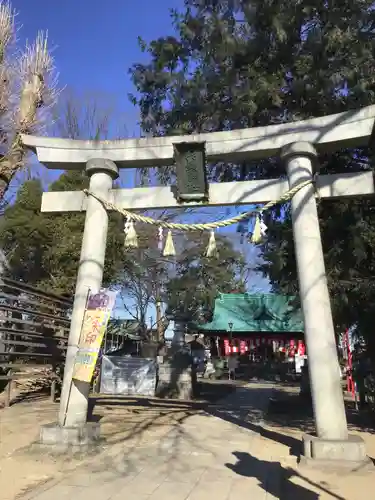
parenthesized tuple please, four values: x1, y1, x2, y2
(166, 232, 246, 321)
(0, 172, 124, 295)
(129, 0, 375, 350)
(130, 0, 375, 181)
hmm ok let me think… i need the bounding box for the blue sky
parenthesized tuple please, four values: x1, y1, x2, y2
(13, 0, 183, 135)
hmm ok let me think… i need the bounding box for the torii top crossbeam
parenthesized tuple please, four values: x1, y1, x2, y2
(22, 105, 375, 170)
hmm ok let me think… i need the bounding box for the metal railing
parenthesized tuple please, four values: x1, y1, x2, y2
(0, 277, 72, 407)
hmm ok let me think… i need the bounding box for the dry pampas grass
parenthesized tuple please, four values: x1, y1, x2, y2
(0, 1, 60, 198)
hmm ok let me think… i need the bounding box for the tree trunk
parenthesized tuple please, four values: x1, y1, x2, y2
(0, 177, 9, 200)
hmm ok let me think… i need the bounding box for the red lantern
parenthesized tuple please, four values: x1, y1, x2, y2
(297, 341, 305, 356)
(240, 340, 246, 354)
(289, 339, 296, 356)
(224, 339, 231, 355)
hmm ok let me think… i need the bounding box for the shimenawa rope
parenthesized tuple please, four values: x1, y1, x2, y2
(83, 178, 313, 255)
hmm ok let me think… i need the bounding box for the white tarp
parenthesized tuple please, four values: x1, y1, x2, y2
(100, 355, 157, 396)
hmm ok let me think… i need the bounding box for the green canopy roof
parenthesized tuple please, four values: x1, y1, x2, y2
(195, 293, 304, 333)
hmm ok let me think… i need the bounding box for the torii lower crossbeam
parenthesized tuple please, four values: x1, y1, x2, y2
(40, 171, 374, 213)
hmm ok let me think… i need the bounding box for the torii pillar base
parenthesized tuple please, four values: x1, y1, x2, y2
(31, 422, 102, 455)
(300, 434, 373, 472)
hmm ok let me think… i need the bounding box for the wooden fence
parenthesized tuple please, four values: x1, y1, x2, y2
(0, 277, 72, 407)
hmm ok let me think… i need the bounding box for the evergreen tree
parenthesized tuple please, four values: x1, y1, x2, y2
(0, 172, 125, 295)
(166, 233, 246, 321)
(260, 198, 375, 356)
(130, 1, 375, 181)
(129, 1, 375, 353)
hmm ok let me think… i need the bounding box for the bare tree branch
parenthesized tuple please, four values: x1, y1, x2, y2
(51, 88, 128, 141)
(0, 8, 60, 198)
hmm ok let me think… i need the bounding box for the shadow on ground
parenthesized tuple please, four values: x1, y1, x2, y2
(0, 386, 52, 409)
(88, 382, 306, 471)
(265, 388, 375, 436)
(226, 451, 347, 500)
(4, 377, 375, 500)
(191, 382, 305, 457)
(27, 380, 374, 500)
(90, 379, 236, 415)
(88, 381, 375, 462)
(86, 381, 238, 454)
(0, 379, 7, 393)
(81, 381, 367, 500)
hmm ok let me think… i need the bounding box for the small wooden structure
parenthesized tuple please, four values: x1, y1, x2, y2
(0, 277, 72, 406)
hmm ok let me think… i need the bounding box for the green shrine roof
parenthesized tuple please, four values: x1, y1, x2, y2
(107, 319, 142, 340)
(195, 293, 304, 333)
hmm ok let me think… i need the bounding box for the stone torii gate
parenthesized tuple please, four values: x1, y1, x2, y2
(22, 105, 375, 466)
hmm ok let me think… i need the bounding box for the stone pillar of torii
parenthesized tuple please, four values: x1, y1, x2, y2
(22, 105, 375, 467)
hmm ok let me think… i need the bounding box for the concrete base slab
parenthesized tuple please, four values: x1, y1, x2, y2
(300, 433, 374, 472)
(299, 455, 374, 473)
(31, 422, 102, 455)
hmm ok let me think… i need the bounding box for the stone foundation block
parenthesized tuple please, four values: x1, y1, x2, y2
(156, 354, 193, 400)
(300, 433, 373, 472)
(34, 422, 101, 454)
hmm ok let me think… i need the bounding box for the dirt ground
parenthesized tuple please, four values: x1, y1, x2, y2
(263, 384, 375, 499)
(1, 383, 375, 500)
(0, 390, 206, 500)
(263, 426, 375, 499)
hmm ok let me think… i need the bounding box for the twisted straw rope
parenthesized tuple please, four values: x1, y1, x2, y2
(83, 179, 313, 232)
